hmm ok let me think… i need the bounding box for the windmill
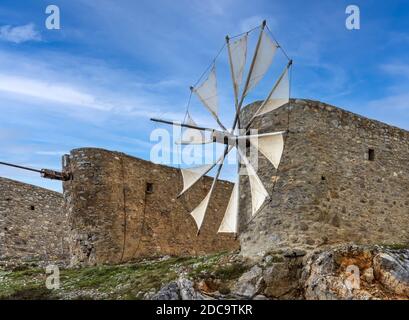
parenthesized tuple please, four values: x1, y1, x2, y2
(151, 20, 292, 235)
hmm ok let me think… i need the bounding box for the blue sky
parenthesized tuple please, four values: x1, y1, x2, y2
(0, 0, 408, 191)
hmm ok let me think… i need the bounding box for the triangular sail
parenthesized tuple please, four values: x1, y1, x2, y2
(244, 31, 278, 97)
(192, 65, 219, 119)
(250, 132, 284, 169)
(188, 145, 231, 232)
(179, 144, 234, 197)
(180, 164, 214, 196)
(228, 34, 248, 104)
(189, 186, 213, 231)
(237, 147, 269, 216)
(254, 65, 290, 117)
(218, 182, 239, 233)
(177, 112, 213, 145)
(246, 164, 269, 216)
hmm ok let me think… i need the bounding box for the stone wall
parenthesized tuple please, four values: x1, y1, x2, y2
(0, 177, 68, 265)
(239, 99, 409, 258)
(63, 148, 239, 266)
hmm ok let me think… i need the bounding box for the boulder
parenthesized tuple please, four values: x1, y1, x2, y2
(232, 265, 264, 298)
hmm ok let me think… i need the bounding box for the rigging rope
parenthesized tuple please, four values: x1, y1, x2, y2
(265, 24, 292, 62)
(229, 25, 260, 40)
(191, 42, 226, 89)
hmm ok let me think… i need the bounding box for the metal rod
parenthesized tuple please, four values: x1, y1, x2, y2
(0, 161, 42, 174)
(151, 118, 214, 132)
(226, 35, 240, 115)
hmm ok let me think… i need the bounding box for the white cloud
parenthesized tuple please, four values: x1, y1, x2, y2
(0, 74, 111, 110)
(367, 93, 409, 111)
(0, 23, 41, 43)
(380, 63, 409, 79)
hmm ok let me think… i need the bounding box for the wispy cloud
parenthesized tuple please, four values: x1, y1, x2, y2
(0, 23, 41, 43)
(0, 74, 111, 110)
(380, 63, 409, 79)
(367, 93, 409, 111)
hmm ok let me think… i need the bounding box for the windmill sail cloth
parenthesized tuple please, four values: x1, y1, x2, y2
(177, 113, 212, 145)
(193, 66, 219, 119)
(218, 182, 239, 233)
(246, 164, 269, 216)
(244, 31, 278, 96)
(237, 147, 269, 216)
(180, 164, 214, 196)
(254, 66, 290, 116)
(189, 187, 213, 231)
(229, 35, 248, 99)
(179, 145, 233, 196)
(188, 144, 231, 231)
(250, 132, 284, 169)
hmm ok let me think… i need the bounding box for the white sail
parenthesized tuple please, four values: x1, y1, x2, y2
(180, 164, 214, 196)
(177, 112, 212, 145)
(250, 132, 284, 169)
(192, 66, 219, 118)
(229, 35, 248, 100)
(189, 186, 213, 231)
(179, 146, 233, 196)
(254, 66, 289, 116)
(218, 182, 239, 233)
(237, 147, 269, 216)
(244, 31, 277, 96)
(246, 164, 269, 216)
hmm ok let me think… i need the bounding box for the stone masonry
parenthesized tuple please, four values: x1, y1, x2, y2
(239, 99, 409, 258)
(2, 98, 408, 267)
(0, 177, 69, 265)
(63, 148, 239, 266)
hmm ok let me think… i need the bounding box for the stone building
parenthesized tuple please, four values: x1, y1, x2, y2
(1, 98, 408, 266)
(0, 177, 69, 265)
(239, 99, 409, 258)
(63, 149, 239, 266)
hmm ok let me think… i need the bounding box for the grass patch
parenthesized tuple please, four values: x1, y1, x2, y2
(0, 253, 235, 300)
(381, 243, 409, 250)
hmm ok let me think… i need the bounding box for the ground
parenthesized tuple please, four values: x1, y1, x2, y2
(1, 245, 408, 300)
(0, 252, 249, 300)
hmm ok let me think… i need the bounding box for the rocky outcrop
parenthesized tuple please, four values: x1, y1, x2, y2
(151, 245, 409, 300)
(302, 245, 409, 299)
(152, 277, 208, 300)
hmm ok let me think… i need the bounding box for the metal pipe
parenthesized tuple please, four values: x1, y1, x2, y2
(0, 161, 42, 173)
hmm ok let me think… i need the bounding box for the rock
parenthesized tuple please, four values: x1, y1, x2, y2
(302, 245, 409, 300)
(264, 255, 273, 264)
(252, 295, 270, 300)
(151, 281, 180, 300)
(232, 265, 264, 298)
(283, 249, 306, 258)
(152, 277, 208, 300)
(263, 258, 303, 299)
(178, 278, 205, 300)
(373, 251, 409, 296)
(363, 268, 374, 283)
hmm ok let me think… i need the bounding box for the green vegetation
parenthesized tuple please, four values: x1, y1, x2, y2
(381, 243, 409, 250)
(0, 252, 247, 300)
